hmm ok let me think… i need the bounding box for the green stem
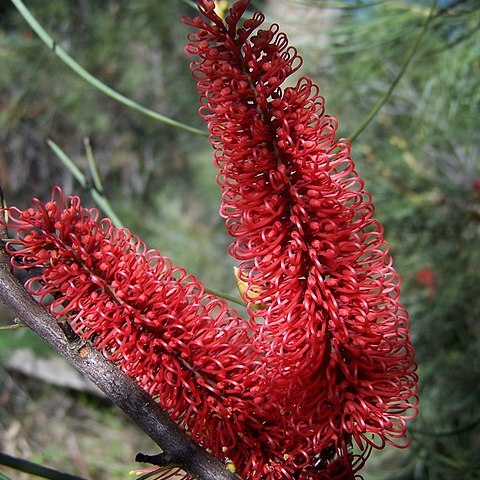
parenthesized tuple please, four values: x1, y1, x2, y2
(204, 287, 246, 307)
(10, 0, 206, 136)
(47, 139, 125, 228)
(84, 138, 104, 193)
(0, 453, 86, 480)
(0, 323, 26, 330)
(349, 0, 438, 142)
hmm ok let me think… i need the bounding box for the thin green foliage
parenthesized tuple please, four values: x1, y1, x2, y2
(349, 0, 438, 142)
(10, 0, 206, 136)
(84, 138, 104, 194)
(47, 139, 125, 228)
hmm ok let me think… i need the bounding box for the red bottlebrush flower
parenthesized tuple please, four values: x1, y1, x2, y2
(1, 2, 418, 479)
(1, 187, 267, 477)
(184, 0, 418, 477)
(4, 188, 371, 479)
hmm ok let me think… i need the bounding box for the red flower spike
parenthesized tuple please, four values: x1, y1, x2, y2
(1, 2, 418, 479)
(184, 0, 418, 477)
(2, 188, 270, 478)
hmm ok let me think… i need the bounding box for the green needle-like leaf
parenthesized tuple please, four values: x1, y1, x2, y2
(349, 0, 438, 142)
(10, 0, 207, 136)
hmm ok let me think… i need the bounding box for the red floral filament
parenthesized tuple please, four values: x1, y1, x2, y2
(1, 1, 418, 479)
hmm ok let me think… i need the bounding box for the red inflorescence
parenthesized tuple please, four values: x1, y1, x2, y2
(0, 1, 418, 479)
(2, 188, 265, 477)
(183, 0, 418, 477)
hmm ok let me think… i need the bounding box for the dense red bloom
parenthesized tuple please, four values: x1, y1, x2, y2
(3, 188, 365, 479)
(1, 188, 264, 476)
(3, 188, 369, 479)
(1, 2, 418, 480)
(184, 0, 418, 476)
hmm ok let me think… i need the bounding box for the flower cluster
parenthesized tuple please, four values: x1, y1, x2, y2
(184, 0, 418, 476)
(1, 1, 418, 479)
(2, 188, 265, 472)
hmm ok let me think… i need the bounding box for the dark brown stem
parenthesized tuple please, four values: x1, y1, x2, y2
(0, 224, 241, 480)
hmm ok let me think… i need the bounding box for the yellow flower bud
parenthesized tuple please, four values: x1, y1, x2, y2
(233, 267, 266, 311)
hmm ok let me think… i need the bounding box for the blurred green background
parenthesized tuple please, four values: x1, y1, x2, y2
(0, 0, 479, 479)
